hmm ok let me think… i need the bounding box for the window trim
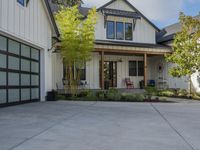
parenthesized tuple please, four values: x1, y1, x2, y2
(106, 21, 115, 39)
(116, 22, 124, 40)
(125, 23, 133, 41)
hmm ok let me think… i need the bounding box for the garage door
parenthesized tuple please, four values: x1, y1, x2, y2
(0, 35, 40, 106)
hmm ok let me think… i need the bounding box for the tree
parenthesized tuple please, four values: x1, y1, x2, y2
(55, 6, 97, 94)
(166, 12, 200, 96)
(52, 0, 82, 7)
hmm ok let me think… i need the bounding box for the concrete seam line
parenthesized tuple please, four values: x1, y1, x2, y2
(150, 103, 196, 150)
(8, 102, 98, 150)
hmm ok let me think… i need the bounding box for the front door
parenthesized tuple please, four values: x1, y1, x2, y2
(101, 61, 117, 89)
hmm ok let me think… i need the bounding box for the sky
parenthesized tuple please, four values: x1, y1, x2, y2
(82, 0, 200, 29)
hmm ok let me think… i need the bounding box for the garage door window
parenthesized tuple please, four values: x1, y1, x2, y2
(0, 35, 40, 106)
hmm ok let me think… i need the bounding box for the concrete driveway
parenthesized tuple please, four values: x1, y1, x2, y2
(0, 101, 200, 150)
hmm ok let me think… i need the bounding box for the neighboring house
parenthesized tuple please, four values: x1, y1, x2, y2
(0, 0, 59, 106)
(157, 15, 200, 92)
(52, 0, 185, 91)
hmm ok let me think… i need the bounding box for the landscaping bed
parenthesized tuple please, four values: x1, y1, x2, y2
(55, 88, 174, 103)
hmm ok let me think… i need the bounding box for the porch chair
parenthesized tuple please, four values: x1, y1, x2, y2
(125, 78, 134, 89)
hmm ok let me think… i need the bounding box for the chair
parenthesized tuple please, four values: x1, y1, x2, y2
(125, 78, 134, 89)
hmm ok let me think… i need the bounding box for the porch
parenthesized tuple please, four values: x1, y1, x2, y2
(94, 41, 171, 90)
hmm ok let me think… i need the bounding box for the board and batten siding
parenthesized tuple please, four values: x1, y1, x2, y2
(0, 0, 55, 101)
(95, 0, 156, 44)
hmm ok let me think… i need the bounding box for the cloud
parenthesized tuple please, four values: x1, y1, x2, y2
(82, 0, 196, 27)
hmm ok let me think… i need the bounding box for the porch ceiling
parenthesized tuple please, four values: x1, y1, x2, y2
(94, 40, 171, 55)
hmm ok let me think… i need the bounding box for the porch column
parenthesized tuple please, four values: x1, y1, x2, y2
(144, 53, 147, 87)
(101, 51, 104, 89)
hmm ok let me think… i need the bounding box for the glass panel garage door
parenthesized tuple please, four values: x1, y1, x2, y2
(0, 35, 40, 106)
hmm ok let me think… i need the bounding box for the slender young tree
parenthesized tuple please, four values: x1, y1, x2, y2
(52, 0, 82, 7)
(55, 6, 97, 94)
(166, 12, 200, 96)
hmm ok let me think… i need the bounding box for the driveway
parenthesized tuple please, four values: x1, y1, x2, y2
(0, 101, 200, 150)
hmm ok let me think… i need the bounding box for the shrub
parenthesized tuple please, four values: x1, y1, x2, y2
(121, 93, 144, 102)
(106, 88, 121, 101)
(135, 94, 145, 102)
(157, 89, 175, 97)
(145, 86, 158, 100)
(177, 89, 188, 97)
(96, 90, 105, 100)
(56, 94, 66, 100)
(78, 90, 91, 97)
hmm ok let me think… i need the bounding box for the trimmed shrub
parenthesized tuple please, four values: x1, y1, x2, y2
(135, 94, 145, 101)
(56, 94, 66, 100)
(78, 90, 91, 97)
(177, 89, 188, 97)
(158, 89, 175, 97)
(106, 88, 121, 101)
(96, 90, 106, 100)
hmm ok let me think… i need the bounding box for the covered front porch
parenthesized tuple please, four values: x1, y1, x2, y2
(93, 41, 171, 90)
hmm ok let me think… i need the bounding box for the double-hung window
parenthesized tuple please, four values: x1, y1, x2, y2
(107, 21, 115, 39)
(129, 61, 137, 76)
(129, 61, 144, 76)
(125, 23, 133, 40)
(116, 22, 124, 40)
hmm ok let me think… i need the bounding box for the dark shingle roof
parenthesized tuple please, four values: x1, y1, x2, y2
(157, 15, 200, 43)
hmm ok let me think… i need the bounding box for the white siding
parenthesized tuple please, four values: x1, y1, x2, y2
(95, 0, 156, 43)
(86, 53, 144, 89)
(0, 0, 55, 101)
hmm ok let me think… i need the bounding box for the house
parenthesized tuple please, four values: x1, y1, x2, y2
(0, 0, 59, 106)
(52, 0, 189, 91)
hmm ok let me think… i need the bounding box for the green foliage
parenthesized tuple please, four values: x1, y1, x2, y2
(56, 94, 66, 100)
(177, 89, 188, 97)
(165, 13, 200, 94)
(106, 88, 121, 101)
(121, 93, 144, 102)
(158, 89, 175, 97)
(145, 86, 158, 99)
(52, 0, 82, 7)
(78, 90, 91, 97)
(96, 90, 106, 100)
(55, 6, 97, 94)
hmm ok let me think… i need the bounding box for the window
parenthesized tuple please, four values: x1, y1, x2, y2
(129, 61, 144, 76)
(116, 22, 124, 40)
(17, 0, 25, 6)
(63, 63, 86, 81)
(79, 64, 86, 80)
(107, 21, 115, 39)
(129, 61, 137, 76)
(125, 23, 133, 40)
(138, 61, 144, 76)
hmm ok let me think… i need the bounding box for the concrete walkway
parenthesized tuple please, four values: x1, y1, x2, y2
(0, 101, 200, 150)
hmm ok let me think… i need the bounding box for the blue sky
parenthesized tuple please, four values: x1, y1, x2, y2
(83, 0, 200, 29)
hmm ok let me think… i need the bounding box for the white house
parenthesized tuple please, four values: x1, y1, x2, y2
(52, 0, 191, 91)
(0, 0, 59, 106)
(0, 0, 199, 106)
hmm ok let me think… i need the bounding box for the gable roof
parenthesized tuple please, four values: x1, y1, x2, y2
(97, 0, 160, 31)
(157, 14, 200, 43)
(44, 0, 60, 37)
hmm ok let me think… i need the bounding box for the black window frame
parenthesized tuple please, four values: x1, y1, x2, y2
(125, 23, 133, 41)
(116, 22, 124, 40)
(0, 34, 40, 107)
(138, 61, 144, 76)
(17, 0, 25, 6)
(106, 21, 115, 39)
(129, 61, 137, 76)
